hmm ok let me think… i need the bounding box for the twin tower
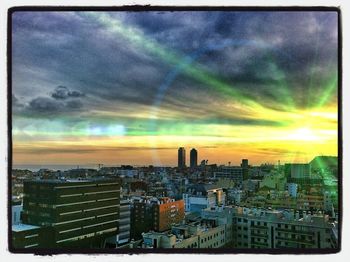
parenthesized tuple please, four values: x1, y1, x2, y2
(178, 147, 197, 169)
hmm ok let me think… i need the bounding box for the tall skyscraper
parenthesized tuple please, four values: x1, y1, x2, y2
(190, 148, 198, 168)
(178, 147, 186, 168)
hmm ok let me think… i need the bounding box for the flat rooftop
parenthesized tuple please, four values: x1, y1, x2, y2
(12, 223, 40, 232)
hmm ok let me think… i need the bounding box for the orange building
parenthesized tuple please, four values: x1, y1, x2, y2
(154, 197, 185, 232)
(130, 196, 185, 240)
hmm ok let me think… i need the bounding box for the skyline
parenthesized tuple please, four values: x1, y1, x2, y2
(11, 11, 338, 166)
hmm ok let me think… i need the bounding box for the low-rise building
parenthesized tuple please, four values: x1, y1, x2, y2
(142, 222, 228, 249)
(232, 207, 336, 249)
(183, 184, 225, 212)
(287, 183, 298, 198)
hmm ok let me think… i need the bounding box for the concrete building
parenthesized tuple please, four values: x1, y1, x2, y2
(183, 184, 225, 212)
(227, 188, 244, 205)
(12, 224, 48, 249)
(178, 147, 186, 169)
(214, 166, 243, 187)
(142, 222, 228, 249)
(324, 191, 337, 213)
(20, 178, 121, 248)
(287, 183, 298, 198)
(259, 174, 286, 191)
(190, 148, 198, 168)
(106, 198, 131, 247)
(243, 179, 260, 192)
(232, 206, 336, 249)
(201, 206, 234, 246)
(297, 192, 324, 210)
(285, 163, 311, 181)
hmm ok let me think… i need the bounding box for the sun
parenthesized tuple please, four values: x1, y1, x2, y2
(287, 127, 319, 141)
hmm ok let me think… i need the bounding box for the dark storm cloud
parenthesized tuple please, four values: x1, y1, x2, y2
(28, 97, 61, 113)
(12, 94, 24, 108)
(66, 99, 83, 109)
(12, 11, 338, 120)
(20, 95, 84, 117)
(51, 86, 85, 100)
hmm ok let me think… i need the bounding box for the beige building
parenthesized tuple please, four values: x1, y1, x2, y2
(232, 207, 336, 249)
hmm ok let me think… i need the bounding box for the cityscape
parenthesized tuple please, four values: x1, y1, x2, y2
(10, 9, 339, 252)
(11, 150, 339, 250)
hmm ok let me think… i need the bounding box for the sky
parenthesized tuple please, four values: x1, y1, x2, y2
(11, 10, 338, 167)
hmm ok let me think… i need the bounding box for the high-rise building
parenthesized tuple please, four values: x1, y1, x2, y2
(241, 159, 249, 180)
(178, 147, 186, 168)
(20, 178, 121, 248)
(190, 148, 198, 168)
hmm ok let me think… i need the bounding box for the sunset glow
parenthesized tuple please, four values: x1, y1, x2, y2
(12, 11, 338, 167)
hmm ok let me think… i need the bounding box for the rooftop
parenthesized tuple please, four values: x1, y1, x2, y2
(12, 223, 40, 232)
(24, 177, 119, 184)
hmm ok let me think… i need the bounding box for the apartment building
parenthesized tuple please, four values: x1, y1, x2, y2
(19, 178, 121, 248)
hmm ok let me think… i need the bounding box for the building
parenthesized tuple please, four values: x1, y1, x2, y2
(285, 163, 311, 182)
(183, 184, 225, 212)
(214, 166, 243, 186)
(155, 197, 185, 232)
(106, 198, 131, 247)
(324, 191, 338, 214)
(130, 196, 185, 240)
(241, 159, 249, 180)
(243, 179, 260, 192)
(178, 147, 186, 169)
(12, 198, 23, 225)
(287, 183, 298, 198)
(12, 224, 49, 249)
(142, 222, 228, 249)
(117, 167, 138, 178)
(232, 206, 336, 249)
(20, 178, 121, 248)
(296, 192, 324, 210)
(190, 148, 198, 168)
(259, 174, 286, 191)
(227, 188, 244, 205)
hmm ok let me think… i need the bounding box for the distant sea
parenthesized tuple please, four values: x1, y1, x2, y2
(13, 164, 99, 171)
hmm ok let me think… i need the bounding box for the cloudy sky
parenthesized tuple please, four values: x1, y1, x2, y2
(11, 10, 338, 167)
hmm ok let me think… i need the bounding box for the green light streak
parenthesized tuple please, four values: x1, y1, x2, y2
(313, 71, 338, 109)
(84, 12, 275, 111)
